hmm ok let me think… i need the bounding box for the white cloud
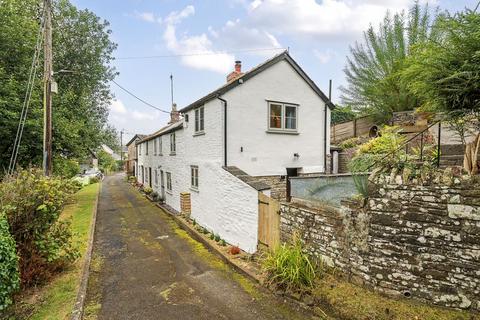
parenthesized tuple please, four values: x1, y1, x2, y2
(110, 99, 127, 114)
(132, 110, 160, 120)
(134, 11, 157, 23)
(246, 0, 419, 40)
(162, 5, 235, 74)
(313, 49, 335, 64)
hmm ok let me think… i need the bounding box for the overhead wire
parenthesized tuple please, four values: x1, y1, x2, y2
(8, 1, 46, 175)
(111, 79, 171, 114)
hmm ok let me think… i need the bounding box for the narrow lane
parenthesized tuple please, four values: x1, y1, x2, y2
(85, 174, 315, 320)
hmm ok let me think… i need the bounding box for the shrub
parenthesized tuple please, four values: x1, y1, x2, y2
(89, 176, 100, 184)
(209, 233, 215, 240)
(0, 213, 19, 311)
(339, 137, 362, 150)
(53, 158, 80, 178)
(214, 234, 221, 242)
(0, 169, 80, 286)
(261, 234, 316, 292)
(220, 239, 226, 246)
(128, 176, 136, 183)
(192, 219, 196, 226)
(143, 187, 153, 195)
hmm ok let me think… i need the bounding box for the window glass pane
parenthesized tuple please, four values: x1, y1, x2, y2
(269, 104, 282, 129)
(285, 106, 297, 129)
(195, 109, 199, 132)
(200, 107, 204, 131)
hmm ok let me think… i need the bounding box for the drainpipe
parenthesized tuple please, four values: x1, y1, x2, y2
(217, 96, 228, 167)
(324, 80, 332, 173)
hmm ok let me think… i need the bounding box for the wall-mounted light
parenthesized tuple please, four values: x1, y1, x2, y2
(240, 146, 243, 152)
(294, 153, 300, 158)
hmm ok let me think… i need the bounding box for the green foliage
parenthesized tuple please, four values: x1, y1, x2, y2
(341, 3, 438, 122)
(0, 0, 118, 171)
(128, 176, 136, 183)
(89, 176, 100, 184)
(357, 126, 406, 160)
(214, 234, 221, 242)
(192, 219, 196, 226)
(402, 9, 480, 114)
(97, 150, 117, 174)
(339, 137, 362, 150)
(0, 213, 20, 311)
(220, 239, 226, 246)
(331, 105, 357, 124)
(261, 234, 316, 292)
(0, 169, 80, 286)
(209, 233, 215, 240)
(143, 187, 153, 195)
(53, 157, 80, 178)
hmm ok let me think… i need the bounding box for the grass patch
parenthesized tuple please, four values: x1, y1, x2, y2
(7, 183, 99, 320)
(313, 274, 478, 320)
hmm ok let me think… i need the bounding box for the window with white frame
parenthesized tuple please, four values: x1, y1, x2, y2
(158, 137, 162, 156)
(170, 133, 176, 155)
(191, 166, 199, 189)
(268, 102, 298, 131)
(194, 106, 204, 133)
(138, 144, 142, 155)
(154, 169, 158, 185)
(146, 140, 149, 155)
(166, 172, 172, 191)
(153, 138, 157, 156)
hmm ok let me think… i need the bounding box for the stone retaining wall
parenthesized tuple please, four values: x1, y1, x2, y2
(280, 177, 480, 310)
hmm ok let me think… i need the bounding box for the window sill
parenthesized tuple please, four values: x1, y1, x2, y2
(166, 190, 173, 195)
(169, 152, 176, 156)
(190, 187, 199, 193)
(193, 131, 205, 137)
(265, 130, 299, 135)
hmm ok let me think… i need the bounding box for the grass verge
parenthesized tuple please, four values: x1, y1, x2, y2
(5, 183, 99, 320)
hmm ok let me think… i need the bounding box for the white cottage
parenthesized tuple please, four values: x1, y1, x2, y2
(136, 51, 334, 253)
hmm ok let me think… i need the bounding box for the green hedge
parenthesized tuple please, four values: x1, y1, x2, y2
(0, 213, 19, 311)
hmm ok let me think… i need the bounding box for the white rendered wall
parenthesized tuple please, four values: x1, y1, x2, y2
(223, 60, 329, 176)
(136, 99, 260, 252)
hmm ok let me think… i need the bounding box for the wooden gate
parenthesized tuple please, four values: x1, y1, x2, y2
(258, 192, 280, 249)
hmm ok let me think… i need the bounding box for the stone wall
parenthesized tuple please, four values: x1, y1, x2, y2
(280, 176, 480, 310)
(254, 175, 286, 201)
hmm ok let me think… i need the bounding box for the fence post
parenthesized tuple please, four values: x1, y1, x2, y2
(420, 131, 424, 161)
(437, 122, 441, 168)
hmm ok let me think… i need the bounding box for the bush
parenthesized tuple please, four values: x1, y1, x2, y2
(261, 234, 316, 292)
(128, 176, 136, 183)
(0, 213, 19, 311)
(229, 246, 241, 255)
(89, 176, 100, 184)
(0, 169, 80, 286)
(53, 158, 80, 178)
(143, 187, 153, 195)
(214, 234, 221, 242)
(339, 137, 362, 150)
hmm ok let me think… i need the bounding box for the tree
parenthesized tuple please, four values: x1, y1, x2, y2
(97, 150, 117, 174)
(331, 105, 357, 124)
(0, 0, 118, 172)
(402, 9, 480, 174)
(340, 3, 438, 123)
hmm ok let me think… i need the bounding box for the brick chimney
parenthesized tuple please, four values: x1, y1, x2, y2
(169, 103, 180, 124)
(226, 60, 243, 82)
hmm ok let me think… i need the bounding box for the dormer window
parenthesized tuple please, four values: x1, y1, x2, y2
(194, 106, 204, 134)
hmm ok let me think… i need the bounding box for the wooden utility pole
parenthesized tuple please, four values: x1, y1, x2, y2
(43, 0, 53, 176)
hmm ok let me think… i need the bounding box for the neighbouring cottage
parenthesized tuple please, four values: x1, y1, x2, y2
(136, 51, 335, 253)
(125, 134, 146, 176)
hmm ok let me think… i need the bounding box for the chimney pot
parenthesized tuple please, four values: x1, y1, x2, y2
(235, 60, 242, 73)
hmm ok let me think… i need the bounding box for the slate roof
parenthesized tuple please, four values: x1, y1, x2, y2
(179, 50, 335, 113)
(126, 134, 147, 146)
(138, 121, 184, 143)
(223, 166, 271, 191)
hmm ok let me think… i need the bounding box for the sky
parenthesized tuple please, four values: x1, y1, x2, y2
(71, 0, 477, 143)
